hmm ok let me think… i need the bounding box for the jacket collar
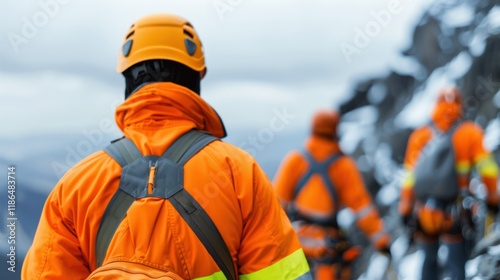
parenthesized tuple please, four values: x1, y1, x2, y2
(115, 82, 227, 139)
(305, 135, 341, 157)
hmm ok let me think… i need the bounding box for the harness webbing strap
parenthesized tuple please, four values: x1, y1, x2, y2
(96, 130, 236, 280)
(294, 151, 341, 211)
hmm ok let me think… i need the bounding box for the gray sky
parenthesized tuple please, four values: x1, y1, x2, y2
(1, 0, 432, 141)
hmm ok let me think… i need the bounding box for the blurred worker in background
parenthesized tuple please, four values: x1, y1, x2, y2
(399, 86, 500, 280)
(273, 109, 391, 280)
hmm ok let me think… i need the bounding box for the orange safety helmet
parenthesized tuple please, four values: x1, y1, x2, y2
(117, 14, 206, 78)
(432, 86, 463, 130)
(311, 110, 340, 138)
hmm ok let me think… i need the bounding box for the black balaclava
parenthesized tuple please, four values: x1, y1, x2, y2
(123, 59, 201, 99)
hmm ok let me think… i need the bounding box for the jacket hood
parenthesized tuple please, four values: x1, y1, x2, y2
(431, 102, 462, 132)
(115, 82, 226, 154)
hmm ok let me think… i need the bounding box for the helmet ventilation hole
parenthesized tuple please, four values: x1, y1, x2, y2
(126, 31, 135, 39)
(183, 29, 194, 39)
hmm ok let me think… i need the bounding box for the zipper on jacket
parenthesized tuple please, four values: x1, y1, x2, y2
(147, 160, 157, 195)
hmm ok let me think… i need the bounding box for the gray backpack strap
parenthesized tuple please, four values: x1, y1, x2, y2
(162, 130, 236, 280)
(162, 130, 215, 164)
(96, 130, 236, 280)
(159, 130, 236, 280)
(95, 189, 136, 267)
(104, 138, 143, 166)
(169, 188, 236, 280)
(96, 138, 143, 266)
(291, 150, 341, 226)
(293, 150, 341, 203)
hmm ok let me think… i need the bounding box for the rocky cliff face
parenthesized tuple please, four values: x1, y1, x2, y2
(340, 0, 500, 201)
(339, 1, 500, 278)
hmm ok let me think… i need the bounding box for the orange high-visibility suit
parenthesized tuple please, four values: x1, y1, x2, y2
(22, 83, 311, 280)
(399, 122, 499, 218)
(398, 86, 500, 280)
(274, 110, 390, 280)
(399, 86, 499, 223)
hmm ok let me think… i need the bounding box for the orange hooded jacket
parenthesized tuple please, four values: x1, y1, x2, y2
(22, 83, 310, 280)
(399, 102, 499, 217)
(273, 136, 389, 250)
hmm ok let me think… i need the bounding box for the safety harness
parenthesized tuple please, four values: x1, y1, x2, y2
(292, 150, 360, 274)
(292, 150, 341, 226)
(95, 129, 236, 280)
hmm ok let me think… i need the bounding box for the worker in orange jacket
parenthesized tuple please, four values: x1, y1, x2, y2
(22, 14, 311, 280)
(399, 86, 500, 280)
(273, 110, 391, 280)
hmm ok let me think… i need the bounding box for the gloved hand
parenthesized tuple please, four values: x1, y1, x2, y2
(487, 202, 499, 215)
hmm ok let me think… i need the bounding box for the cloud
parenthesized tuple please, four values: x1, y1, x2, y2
(1, 0, 433, 84)
(204, 79, 352, 133)
(0, 0, 434, 170)
(0, 70, 122, 138)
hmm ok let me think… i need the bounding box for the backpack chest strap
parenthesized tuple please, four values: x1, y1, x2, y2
(293, 150, 342, 214)
(95, 130, 236, 280)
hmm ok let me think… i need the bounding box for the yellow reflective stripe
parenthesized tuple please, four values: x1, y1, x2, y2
(474, 153, 489, 163)
(193, 271, 226, 280)
(456, 161, 471, 175)
(240, 248, 310, 280)
(402, 168, 414, 189)
(476, 155, 499, 177)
